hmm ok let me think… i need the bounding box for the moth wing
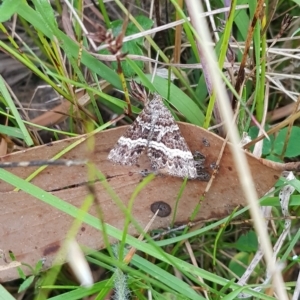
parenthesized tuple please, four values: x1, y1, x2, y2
(146, 98, 197, 179)
(108, 108, 152, 166)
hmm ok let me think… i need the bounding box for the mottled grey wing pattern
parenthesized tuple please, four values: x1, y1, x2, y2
(107, 100, 155, 165)
(108, 93, 197, 179)
(146, 96, 197, 179)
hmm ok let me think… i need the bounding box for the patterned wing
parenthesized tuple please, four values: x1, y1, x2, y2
(108, 101, 156, 166)
(146, 96, 197, 179)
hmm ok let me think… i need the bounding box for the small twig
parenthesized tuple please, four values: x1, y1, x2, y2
(0, 159, 87, 168)
(234, 0, 265, 101)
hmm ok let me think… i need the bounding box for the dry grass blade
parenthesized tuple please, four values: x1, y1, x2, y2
(234, 0, 265, 99)
(187, 2, 290, 299)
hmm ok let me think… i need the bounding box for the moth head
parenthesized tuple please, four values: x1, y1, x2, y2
(130, 81, 149, 105)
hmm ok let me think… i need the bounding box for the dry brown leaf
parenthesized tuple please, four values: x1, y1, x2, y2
(30, 82, 111, 129)
(0, 123, 280, 282)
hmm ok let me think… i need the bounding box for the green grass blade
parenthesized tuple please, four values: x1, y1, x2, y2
(15, 3, 121, 89)
(0, 0, 21, 22)
(0, 284, 15, 300)
(132, 254, 206, 300)
(0, 124, 24, 139)
(0, 76, 33, 146)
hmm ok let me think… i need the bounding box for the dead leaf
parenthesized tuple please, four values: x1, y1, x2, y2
(30, 81, 110, 129)
(0, 123, 280, 281)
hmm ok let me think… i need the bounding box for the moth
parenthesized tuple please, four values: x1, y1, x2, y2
(108, 84, 197, 179)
